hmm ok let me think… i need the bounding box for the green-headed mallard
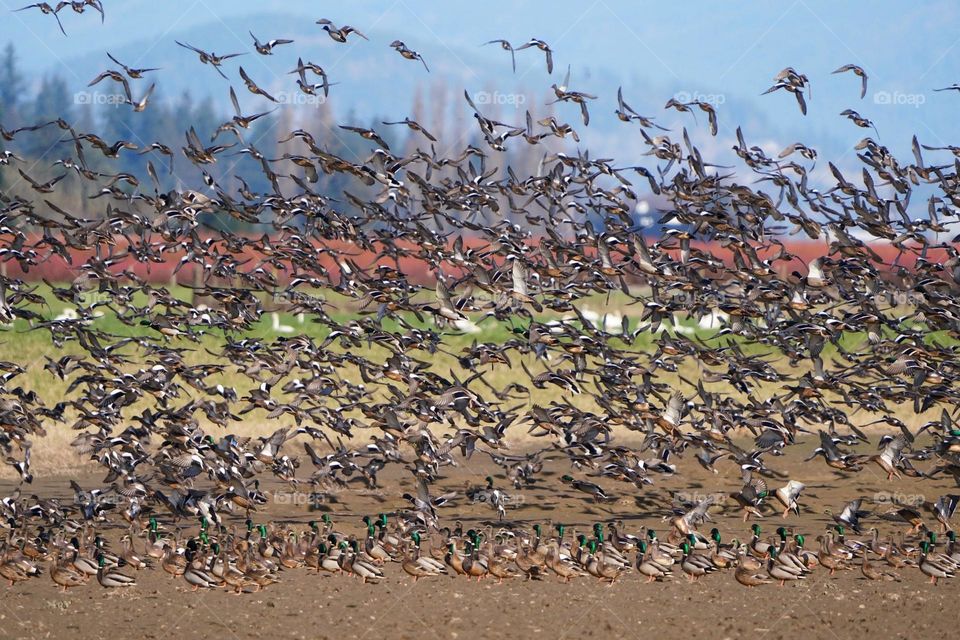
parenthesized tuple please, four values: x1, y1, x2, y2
(401, 532, 446, 581)
(680, 541, 717, 582)
(315, 542, 342, 574)
(96, 555, 136, 588)
(766, 548, 805, 586)
(462, 540, 489, 582)
(363, 524, 393, 564)
(920, 541, 955, 585)
(445, 541, 466, 575)
(709, 529, 738, 569)
(182, 542, 223, 591)
(749, 524, 774, 558)
(343, 540, 383, 584)
(584, 540, 621, 585)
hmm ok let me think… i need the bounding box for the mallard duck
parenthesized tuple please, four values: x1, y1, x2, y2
(462, 540, 489, 582)
(578, 540, 619, 584)
(373, 514, 403, 555)
(945, 531, 960, 563)
(708, 529, 738, 568)
(607, 521, 640, 552)
(401, 532, 446, 581)
(514, 540, 544, 580)
(528, 524, 550, 561)
(212, 544, 252, 594)
(50, 552, 87, 591)
(919, 541, 955, 585)
(826, 499, 870, 534)
(67, 538, 99, 577)
(559, 475, 612, 503)
(860, 550, 900, 581)
(883, 541, 914, 569)
(96, 555, 136, 588)
(749, 524, 774, 557)
(730, 471, 768, 521)
(544, 541, 582, 583)
(183, 560, 222, 590)
(0, 544, 42, 586)
(869, 434, 906, 480)
(922, 532, 960, 570)
(343, 541, 383, 584)
(221, 562, 252, 594)
(816, 535, 847, 575)
(791, 534, 818, 568)
(238, 546, 280, 589)
(671, 495, 714, 537)
(774, 480, 805, 518)
(486, 546, 520, 584)
(766, 548, 806, 586)
(649, 538, 678, 568)
(826, 526, 862, 558)
(735, 549, 772, 587)
(773, 528, 811, 573)
(119, 534, 149, 570)
(737, 543, 763, 571)
(680, 541, 718, 582)
(363, 524, 393, 564)
(636, 541, 672, 582)
(278, 534, 302, 570)
(445, 541, 466, 575)
(145, 518, 167, 560)
(315, 543, 342, 574)
(161, 543, 187, 577)
(182, 542, 223, 591)
(91, 536, 120, 567)
(18, 534, 47, 562)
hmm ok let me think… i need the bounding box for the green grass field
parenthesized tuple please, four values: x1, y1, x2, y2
(0, 283, 937, 474)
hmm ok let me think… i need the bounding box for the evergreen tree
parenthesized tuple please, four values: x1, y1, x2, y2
(0, 42, 23, 128)
(22, 74, 74, 163)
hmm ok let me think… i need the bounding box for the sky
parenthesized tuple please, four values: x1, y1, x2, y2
(2, 0, 958, 170)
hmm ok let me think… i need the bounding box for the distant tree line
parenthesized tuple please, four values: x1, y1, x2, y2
(0, 41, 565, 232)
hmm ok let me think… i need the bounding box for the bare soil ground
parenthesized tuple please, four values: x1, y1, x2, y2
(1, 441, 956, 640)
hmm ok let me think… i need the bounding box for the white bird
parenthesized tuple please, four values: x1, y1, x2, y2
(271, 312, 294, 334)
(775, 480, 805, 518)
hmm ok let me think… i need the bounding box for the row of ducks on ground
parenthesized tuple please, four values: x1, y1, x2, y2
(1, 516, 958, 592)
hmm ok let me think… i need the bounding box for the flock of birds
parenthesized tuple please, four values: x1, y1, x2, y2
(7, 515, 960, 592)
(4, 7, 960, 595)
